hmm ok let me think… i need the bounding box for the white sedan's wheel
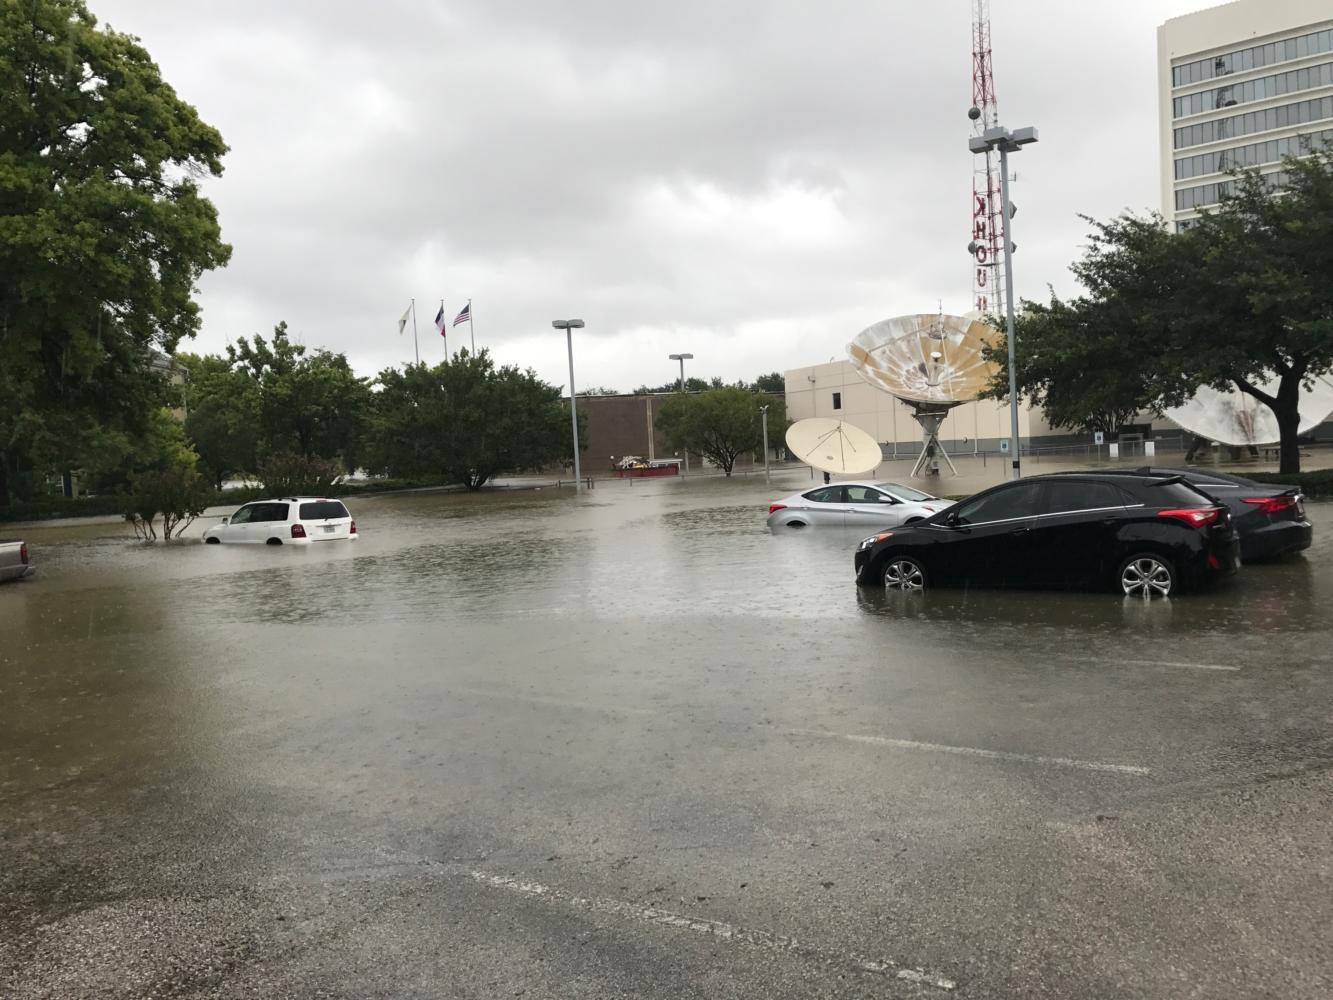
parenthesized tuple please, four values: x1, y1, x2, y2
(882, 558, 926, 591)
(1119, 554, 1174, 599)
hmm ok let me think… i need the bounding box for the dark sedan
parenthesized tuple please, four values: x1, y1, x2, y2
(1114, 467, 1312, 562)
(853, 473, 1240, 598)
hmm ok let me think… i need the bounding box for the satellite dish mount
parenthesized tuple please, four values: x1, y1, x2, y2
(909, 403, 960, 477)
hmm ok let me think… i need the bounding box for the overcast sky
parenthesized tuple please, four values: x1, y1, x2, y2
(95, 0, 1210, 392)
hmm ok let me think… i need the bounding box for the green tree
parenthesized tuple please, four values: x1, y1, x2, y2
(752, 372, 785, 393)
(367, 350, 578, 490)
(178, 352, 260, 489)
(985, 152, 1333, 472)
(657, 386, 770, 476)
(0, 0, 230, 504)
(980, 294, 1166, 435)
(228, 322, 370, 470)
(121, 408, 212, 540)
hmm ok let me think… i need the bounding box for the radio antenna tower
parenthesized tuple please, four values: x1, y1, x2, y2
(968, 0, 1004, 317)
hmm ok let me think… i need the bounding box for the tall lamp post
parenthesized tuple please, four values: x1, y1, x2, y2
(668, 352, 693, 476)
(553, 319, 585, 492)
(968, 123, 1037, 481)
(760, 404, 770, 484)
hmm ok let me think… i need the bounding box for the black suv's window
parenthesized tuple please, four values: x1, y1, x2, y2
(299, 501, 348, 520)
(1147, 481, 1217, 506)
(1044, 481, 1129, 514)
(953, 482, 1043, 524)
(804, 486, 845, 503)
(250, 502, 291, 522)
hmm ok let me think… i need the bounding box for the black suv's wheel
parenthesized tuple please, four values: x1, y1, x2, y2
(882, 557, 927, 591)
(1118, 553, 1174, 598)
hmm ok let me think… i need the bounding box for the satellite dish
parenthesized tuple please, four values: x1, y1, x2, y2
(847, 313, 998, 407)
(1164, 375, 1333, 447)
(846, 312, 1001, 477)
(785, 418, 882, 476)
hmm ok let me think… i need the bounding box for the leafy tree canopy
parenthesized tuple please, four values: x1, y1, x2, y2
(657, 386, 774, 476)
(0, 0, 230, 503)
(227, 322, 370, 469)
(984, 152, 1333, 472)
(366, 350, 579, 490)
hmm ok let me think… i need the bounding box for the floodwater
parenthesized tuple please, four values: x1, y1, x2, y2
(2, 473, 1330, 999)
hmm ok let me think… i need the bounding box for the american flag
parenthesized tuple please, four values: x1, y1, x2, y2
(453, 302, 471, 327)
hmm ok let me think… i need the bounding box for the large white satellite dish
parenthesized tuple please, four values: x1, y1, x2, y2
(847, 312, 1000, 476)
(785, 418, 882, 477)
(1165, 375, 1333, 447)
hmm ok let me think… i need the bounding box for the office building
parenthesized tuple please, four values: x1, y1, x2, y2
(1159, 0, 1333, 230)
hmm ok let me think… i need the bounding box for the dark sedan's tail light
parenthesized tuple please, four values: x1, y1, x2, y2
(291, 524, 307, 539)
(768, 503, 786, 514)
(1157, 507, 1222, 527)
(1242, 495, 1298, 514)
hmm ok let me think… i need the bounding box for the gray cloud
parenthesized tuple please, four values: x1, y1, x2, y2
(93, 0, 1202, 389)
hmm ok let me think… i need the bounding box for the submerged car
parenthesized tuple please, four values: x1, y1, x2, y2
(1106, 467, 1311, 562)
(767, 481, 953, 530)
(0, 540, 34, 583)
(203, 497, 357, 545)
(853, 472, 1240, 598)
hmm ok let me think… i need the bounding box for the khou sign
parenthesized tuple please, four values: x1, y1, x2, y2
(1094, 431, 1104, 446)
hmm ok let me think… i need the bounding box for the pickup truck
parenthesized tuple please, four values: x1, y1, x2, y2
(0, 540, 34, 583)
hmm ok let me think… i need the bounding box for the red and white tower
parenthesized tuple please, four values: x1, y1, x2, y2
(969, 0, 1004, 316)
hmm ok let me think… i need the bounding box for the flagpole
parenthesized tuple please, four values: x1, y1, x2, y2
(469, 298, 475, 354)
(411, 298, 420, 366)
(440, 299, 445, 358)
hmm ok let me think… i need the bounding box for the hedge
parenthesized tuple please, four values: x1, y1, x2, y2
(0, 478, 463, 524)
(1247, 469, 1333, 498)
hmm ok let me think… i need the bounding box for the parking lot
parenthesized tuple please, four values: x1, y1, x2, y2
(1, 475, 1330, 999)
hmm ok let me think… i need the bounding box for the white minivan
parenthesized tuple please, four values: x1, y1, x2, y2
(203, 497, 357, 545)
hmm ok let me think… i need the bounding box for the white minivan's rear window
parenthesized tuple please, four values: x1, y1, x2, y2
(299, 501, 349, 520)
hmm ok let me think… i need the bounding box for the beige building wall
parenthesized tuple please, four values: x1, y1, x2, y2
(1158, 0, 1333, 229)
(784, 361, 1053, 456)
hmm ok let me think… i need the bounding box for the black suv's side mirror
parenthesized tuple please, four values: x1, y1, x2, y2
(944, 511, 962, 527)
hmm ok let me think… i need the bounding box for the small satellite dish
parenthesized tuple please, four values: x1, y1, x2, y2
(1165, 375, 1333, 447)
(785, 418, 882, 477)
(846, 312, 1000, 477)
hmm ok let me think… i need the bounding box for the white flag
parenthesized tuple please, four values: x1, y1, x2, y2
(397, 303, 412, 335)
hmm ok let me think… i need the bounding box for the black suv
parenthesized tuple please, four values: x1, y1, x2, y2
(853, 472, 1240, 598)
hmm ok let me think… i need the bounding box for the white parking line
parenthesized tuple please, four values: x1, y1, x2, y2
(454, 687, 655, 716)
(788, 728, 1150, 775)
(468, 870, 957, 991)
(1112, 658, 1241, 672)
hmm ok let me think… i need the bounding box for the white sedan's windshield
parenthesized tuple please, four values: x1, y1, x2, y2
(876, 483, 934, 502)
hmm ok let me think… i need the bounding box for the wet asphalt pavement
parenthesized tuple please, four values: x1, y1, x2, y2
(1, 474, 1330, 999)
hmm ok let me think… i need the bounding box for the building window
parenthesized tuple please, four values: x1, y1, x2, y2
(1172, 26, 1333, 88)
(832, 392, 842, 410)
(1174, 95, 1333, 150)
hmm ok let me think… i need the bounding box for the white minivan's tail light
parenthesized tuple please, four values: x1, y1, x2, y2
(291, 524, 307, 539)
(350, 520, 357, 535)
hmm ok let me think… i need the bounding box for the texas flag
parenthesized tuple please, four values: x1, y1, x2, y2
(434, 305, 447, 338)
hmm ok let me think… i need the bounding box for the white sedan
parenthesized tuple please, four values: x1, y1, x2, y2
(203, 497, 357, 545)
(766, 481, 953, 530)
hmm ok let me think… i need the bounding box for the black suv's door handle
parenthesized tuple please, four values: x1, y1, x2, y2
(1012, 526, 1031, 535)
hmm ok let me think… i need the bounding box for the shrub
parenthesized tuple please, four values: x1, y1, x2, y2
(257, 452, 344, 496)
(124, 466, 214, 540)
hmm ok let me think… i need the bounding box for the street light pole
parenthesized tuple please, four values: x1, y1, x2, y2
(998, 148, 1021, 481)
(969, 123, 1037, 481)
(760, 405, 770, 484)
(668, 352, 694, 476)
(553, 319, 585, 492)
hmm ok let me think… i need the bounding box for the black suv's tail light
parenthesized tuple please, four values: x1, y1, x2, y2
(1157, 507, 1221, 528)
(1242, 495, 1297, 514)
